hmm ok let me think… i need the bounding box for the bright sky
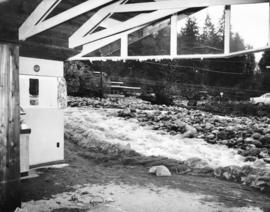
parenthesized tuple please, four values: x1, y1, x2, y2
(177, 3, 269, 61)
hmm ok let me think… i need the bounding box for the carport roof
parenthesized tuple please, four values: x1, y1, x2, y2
(0, 0, 269, 61)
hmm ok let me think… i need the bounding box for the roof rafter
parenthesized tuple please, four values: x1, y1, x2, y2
(69, 0, 128, 48)
(18, 0, 270, 61)
(114, 0, 268, 13)
(69, 46, 270, 62)
(69, 8, 185, 48)
(19, 0, 116, 40)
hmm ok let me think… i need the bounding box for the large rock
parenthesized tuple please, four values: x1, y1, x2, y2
(252, 171, 270, 192)
(263, 158, 270, 163)
(214, 166, 242, 182)
(243, 148, 261, 157)
(149, 165, 172, 177)
(252, 133, 261, 140)
(244, 137, 255, 144)
(184, 158, 208, 169)
(182, 124, 197, 138)
(260, 134, 270, 145)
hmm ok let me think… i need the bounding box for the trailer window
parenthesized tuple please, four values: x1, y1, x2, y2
(29, 78, 39, 106)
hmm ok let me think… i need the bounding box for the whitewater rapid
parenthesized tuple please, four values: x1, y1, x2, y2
(65, 107, 263, 168)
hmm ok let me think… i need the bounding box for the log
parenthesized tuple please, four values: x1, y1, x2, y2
(0, 43, 21, 211)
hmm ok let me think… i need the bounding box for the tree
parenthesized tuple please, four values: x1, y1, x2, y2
(259, 50, 270, 72)
(64, 61, 110, 97)
(178, 17, 200, 54)
(230, 32, 245, 52)
(258, 50, 270, 90)
(201, 14, 216, 47)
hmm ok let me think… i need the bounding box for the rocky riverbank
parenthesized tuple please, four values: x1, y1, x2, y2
(68, 96, 270, 163)
(66, 96, 270, 193)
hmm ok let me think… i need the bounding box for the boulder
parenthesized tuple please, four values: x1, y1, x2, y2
(260, 134, 270, 145)
(149, 165, 172, 177)
(243, 148, 261, 157)
(263, 128, 270, 135)
(207, 134, 215, 140)
(205, 123, 213, 130)
(223, 166, 242, 181)
(214, 167, 223, 177)
(244, 137, 262, 147)
(252, 133, 261, 140)
(252, 171, 270, 191)
(244, 137, 255, 143)
(245, 156, 257, 162)
(259, 149, 269, 158)
(90, 196, 104, 205)
(181, 124, 197, 138)
(263, 158, 270, 163)
(184, 158, 209, 169)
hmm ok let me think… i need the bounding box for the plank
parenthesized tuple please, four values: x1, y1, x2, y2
(114, 0, 268, 12)
(0, 43, 21, 211)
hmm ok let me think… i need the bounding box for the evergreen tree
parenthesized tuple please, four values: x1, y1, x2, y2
(178, 17, 200, 54)
(200, 14, 223, 54)
(230, 32, 245, 52)
(258, 50, 270, 90)
(217, 9, 225, 42)
(201, 14, 216, 47)
(259, 50, 270, 72)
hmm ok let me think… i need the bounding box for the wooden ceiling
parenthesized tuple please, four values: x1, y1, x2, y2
(1, 0, 268, 61)
(0, 0, 157, 61)
(0, 0, 97, 60)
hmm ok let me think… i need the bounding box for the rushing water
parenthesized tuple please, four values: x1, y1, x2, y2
(65, 107, 265, 169)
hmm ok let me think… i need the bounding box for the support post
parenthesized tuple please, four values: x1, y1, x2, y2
(0, 43, 21, 211)
(121, 34, 128, 58)
(269, 1, 270, 45)
(170, 13, 178, 57)
(224, 5, 231, 54)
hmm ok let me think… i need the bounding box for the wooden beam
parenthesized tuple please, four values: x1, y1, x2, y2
(69, 0, 125, 48)
(69, 45, 270, 61)
(19, 0, 115, 40)
(170, 14, 178, 56)
(70, 8, 185, 48)
(0, 43, 21, 211)
(121, 34, 128, 57)
(70, 9, 198, 59)
(70, 8, 201, 59)
(105, 11, 195, 56)
(269, 1, 270, 45)
(19, 0, 61, 40)
(69, 25, 144, 59)
(224, 5, 231, 54)
(113, 0, 268, 12)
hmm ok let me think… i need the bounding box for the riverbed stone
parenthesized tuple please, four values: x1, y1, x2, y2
(263, 158, 270, 163)
(260, 134, 270, 145)
(252, 133, 261, 140)
(184, 158, 208, 169)
(149, 165, 172, 177)
(245, 156, 257, 162)
(243, 148, 261, 157)
(181, 124, 197, 138)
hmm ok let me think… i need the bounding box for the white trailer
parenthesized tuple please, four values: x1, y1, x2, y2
(19, 57, 66, 168)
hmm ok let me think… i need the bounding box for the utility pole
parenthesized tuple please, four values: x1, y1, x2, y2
(0, 43, 21, 211)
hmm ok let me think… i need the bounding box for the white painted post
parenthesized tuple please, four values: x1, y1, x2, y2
(224, 5, 231, 54)
(170, 14, 178, 57)
(121, 34, 128, 58)
(269, 1, 270, 45)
